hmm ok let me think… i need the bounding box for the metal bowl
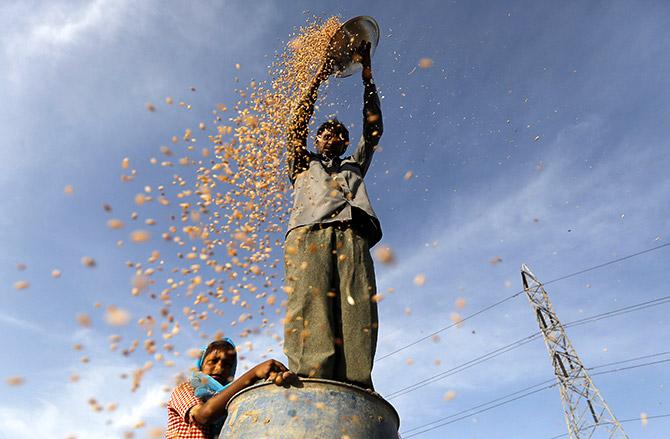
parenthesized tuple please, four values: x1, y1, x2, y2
(328, 16, 380, 78)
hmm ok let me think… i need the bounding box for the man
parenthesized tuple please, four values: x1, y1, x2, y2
(284, 40, 383, 389)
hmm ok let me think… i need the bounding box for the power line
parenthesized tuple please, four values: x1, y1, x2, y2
(384, 294, 670, 400)
(541, 242, 670, 287)
(400, 356, 670, 438)
(548, 413, 670, 439)
(400, 378, 558, 435)
(401, 353, 670, 436)
(402, 385, 555, 438)
(384, 333, 542, 399)
(586, 350, 670, 370)
(591, 358, 670, 378)
(376, 242, 670, 362)
(563, 295, 670, 330)
(400, 350, 670, 436)
(376, 291, 523, 361)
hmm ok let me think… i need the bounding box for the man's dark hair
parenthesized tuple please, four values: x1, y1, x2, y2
(316, 118, 350, 146)
(202, 339, 235, 365)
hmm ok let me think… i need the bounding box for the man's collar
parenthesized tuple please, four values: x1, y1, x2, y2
(318, 154, 341, 169)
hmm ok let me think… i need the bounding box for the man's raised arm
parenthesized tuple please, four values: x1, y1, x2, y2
(352, 41, 383, 176)
(287, 60, 333, 184)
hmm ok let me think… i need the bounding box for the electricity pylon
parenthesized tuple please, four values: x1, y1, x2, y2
(521, 264, 628, 439)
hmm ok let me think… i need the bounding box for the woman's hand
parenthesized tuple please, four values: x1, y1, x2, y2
(251, 359, 296, 385)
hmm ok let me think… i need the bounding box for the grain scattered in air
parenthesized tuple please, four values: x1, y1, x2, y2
(81, 256, 96, 267)
(640, 412, 648, 427)
(51, 269, 62, 278)
(107, 219, 124, 229)
(16, 263, 26, 271)
(533, 135, 541, 142)
(374, 246, 395, 264)
(146, 103, 156, 112)
(405, 358, 414, 366)
(346, 295, 356, 306)
(370, 294, 384, 303)
(413, 273, 426, 286)
(121, 157, 130, 169)
(450, 312, 463, 327)
(489, 256, 503, 265)
(13, 280, 29, 290)
(187, 348, 202, 359)
(147, 427, 165, 438)
(404, 307, 412, 316)
(443, 390, 457, 401)
(455, 297, 467, 309)
(105, 306, 131, 326)
(130, 230, 151, 243)
(418, 58, 433, 69)
(76, 313, 92, 327)
(403, 170, 414, 180)
(5, 376, 25, 386)
(64, 185, 74, 195)
(99, 16, 345, 389)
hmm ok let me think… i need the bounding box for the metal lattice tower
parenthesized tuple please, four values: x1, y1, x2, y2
(520, 264, 628, 439)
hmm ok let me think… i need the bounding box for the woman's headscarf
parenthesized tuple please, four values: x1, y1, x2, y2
(190, 337, 237, 401)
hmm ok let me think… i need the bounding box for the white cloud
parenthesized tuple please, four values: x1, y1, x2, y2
(27, 0, 127, 48)
(3, 0, 135, 66)
(0, 364, 171, 439)
(0, 312, 45, 334)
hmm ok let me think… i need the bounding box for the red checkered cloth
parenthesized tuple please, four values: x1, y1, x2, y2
(166, 382, 222, 439)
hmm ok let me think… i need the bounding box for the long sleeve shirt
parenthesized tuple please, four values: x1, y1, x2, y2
(286, 80, 383, 247)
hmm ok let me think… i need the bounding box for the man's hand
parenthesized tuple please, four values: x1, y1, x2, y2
(353, 40, 372, 81)
(252, 359, 295, 386)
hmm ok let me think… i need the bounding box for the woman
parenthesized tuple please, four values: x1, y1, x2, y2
(166, 338, 294, 438)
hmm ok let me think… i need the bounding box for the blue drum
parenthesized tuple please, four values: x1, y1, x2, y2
(219, 378, 400, 438)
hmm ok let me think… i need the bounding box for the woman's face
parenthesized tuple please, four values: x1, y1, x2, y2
(201, 346, 236, 385)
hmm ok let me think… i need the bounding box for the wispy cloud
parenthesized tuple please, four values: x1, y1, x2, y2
(0, 312, 45, 334)
(0, 366, 171, 439)
(2, 0, 137, 83)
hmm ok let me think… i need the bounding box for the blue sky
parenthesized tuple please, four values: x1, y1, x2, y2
(1, 0, 669, 438)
